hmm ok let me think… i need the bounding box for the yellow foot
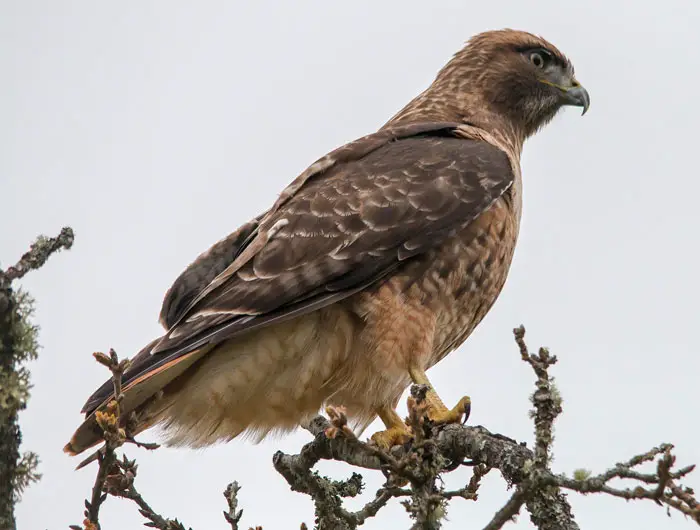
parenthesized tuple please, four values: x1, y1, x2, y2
(409, 366, 471, 425)
(370, 406, 413, 449)
(370, 424, 413, 450)
(425, 395, 471, 425)
(369, 417, 413, 485)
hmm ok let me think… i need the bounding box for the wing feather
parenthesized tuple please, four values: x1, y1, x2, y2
(158, 215, 264, 329)
(78, 122, 514, 423)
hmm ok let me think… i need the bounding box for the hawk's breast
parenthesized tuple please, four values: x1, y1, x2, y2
(419, 189, 520, 366)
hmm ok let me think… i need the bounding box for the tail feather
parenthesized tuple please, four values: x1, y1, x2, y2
(64, 344, 213, 456)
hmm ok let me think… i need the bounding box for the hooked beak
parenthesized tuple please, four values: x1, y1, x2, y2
(561, 83, 590, 116)
(542, 77, 591, 115)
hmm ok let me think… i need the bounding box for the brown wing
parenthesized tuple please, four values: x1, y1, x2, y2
(158, 215, 264, 329)
(77, 122, 514, 423)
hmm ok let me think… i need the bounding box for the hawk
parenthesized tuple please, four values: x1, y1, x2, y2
(65, 29, 589, 455)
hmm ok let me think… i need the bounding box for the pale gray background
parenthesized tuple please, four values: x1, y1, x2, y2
(2, 1, 698, 529)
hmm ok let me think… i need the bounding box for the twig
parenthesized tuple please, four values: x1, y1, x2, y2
(554, 444, 699, 523)
(512, 326, 577, 530)
(0, 227, 74, 284)
(74, 349, 258, 530)
(73, 349, 196, 530)
(117, 483, 188, 530)
(223, 482, 244, 530)
(443, 464, 489, 500)
(81, 349, 130, 528)
(126, 437, 161, 451)
(513, 325, 561, 468)
(481, 486, 529, 530)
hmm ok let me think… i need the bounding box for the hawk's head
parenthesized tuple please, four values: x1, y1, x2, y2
(397, 29, 590, 139)
(452, 29, 588, 134)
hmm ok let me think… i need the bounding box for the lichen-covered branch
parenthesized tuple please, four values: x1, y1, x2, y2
(1, 227, 75, 283)
(272, 327, 699, 529)
(274, 408, 404, 529)
(0, 227, 74, 530)
(274, 406, 566, 529)
(72, 349, 259, 530)
(554, 445, 698, 522)
(224, 482, 245, 529)
(67, 325, 698, 529)
(71, 349, 192, 530)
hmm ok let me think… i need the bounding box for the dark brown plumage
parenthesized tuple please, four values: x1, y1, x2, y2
(65, 29, 589, 455)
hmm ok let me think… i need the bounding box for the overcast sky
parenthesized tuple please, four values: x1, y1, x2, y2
(3, 1, 699, 529)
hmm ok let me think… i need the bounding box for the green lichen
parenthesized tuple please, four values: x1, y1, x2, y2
(573, 468, 592, 481)
(0, 287, 42, 530)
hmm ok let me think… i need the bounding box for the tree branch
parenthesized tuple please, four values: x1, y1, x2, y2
(1, 227, 74, 284)
(71, 350, 192, 530)
(0, 228, 74, 530)
(69, 325, 698, 529)
(272, 327, 698, 529)
(72, 349, 262, 530)
(481, 486, 529, 530)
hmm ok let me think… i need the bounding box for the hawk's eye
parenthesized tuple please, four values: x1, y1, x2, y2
(529, 51, 545, 69)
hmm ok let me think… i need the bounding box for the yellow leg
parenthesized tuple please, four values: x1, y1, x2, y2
(369, 368, 470, 448)
(408, 366, 471, 425)
(370, 406, 413, 449)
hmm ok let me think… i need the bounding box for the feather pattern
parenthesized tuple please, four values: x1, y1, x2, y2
(79, 122, 514, 417)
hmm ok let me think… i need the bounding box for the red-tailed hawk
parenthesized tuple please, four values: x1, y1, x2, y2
(65, 29, 589, 454)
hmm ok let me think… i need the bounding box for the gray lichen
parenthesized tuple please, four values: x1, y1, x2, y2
(0, 286, 42, 530)
(0, 227, 74, 530)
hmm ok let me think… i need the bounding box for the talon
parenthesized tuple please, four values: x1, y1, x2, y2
(461, 397, 472, 424)
(408, 367, 472, 426)
(426, 395, 471, 425)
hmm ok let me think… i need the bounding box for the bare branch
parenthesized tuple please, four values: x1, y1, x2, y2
(82, 350, 130, 528)
(74, 349, 193, 530)
(443, 464, 489, 501)
(223, 482, 244, 530)
(481, 486, 529, 530)
(0, 227, 74, 284)
(554, 444, 699, 523)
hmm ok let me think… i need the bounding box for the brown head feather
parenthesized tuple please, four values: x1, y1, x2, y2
(385, 29, 582, 154)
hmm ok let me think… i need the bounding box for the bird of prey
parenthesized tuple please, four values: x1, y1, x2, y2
(65, 29, 589, 455)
